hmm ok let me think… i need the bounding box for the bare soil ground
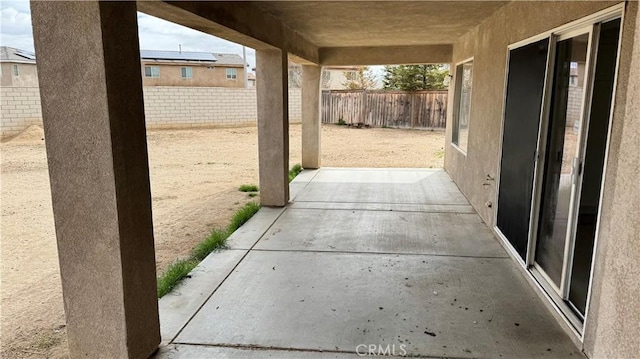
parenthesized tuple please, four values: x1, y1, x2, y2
(0, 124, 444, 357)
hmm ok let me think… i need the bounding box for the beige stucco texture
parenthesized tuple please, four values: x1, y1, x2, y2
(255, 1, 507, 47)
(31, 2, 160, 357)
(141, 62, 245, 87)
(137, 1, 509, 66)
(583, 2, 639, 358)
(445, 1, 621, 225)
(444, 1, 638, 358)
(0, 62, 38, 87)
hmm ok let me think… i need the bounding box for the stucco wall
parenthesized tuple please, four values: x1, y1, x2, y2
(445, 0, 621, 225)
(1, 86, 302, 137)
(583, 2, 639, 358)
(141, 63, 246, 88)
(0, 62, 39, 87)
(444, 1, 638, 358)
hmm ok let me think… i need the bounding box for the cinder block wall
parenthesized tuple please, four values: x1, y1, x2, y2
(565, 86, 584, 128)
(0, 87, 43, 136)
(0, 86, 302, 137)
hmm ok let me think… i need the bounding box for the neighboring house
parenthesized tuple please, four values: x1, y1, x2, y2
(0, 47, 250, 88)
(288, 63, 359, 90)
(322, 66, 359, 90)
(247, 72, 256, 87)
(0, 46, 38, 87)
(140, 50, 247, 87)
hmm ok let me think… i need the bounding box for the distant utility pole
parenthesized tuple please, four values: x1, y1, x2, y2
(243, 46, 249, 88)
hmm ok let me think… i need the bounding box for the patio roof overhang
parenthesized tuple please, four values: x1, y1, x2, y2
(136, 1, 510, 65)
(28, 1, 640, 357)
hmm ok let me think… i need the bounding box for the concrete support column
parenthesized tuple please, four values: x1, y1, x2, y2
(301, 65, 322, 169)
(256, 49, 290, 206)
(31, 2, 160, 357)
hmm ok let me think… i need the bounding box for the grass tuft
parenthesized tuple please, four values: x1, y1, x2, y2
(34, 332, 61, 350)
(191, 228, 229, 261)
(228, 202, 261, 232)
(157, 200, 262, 298)
(289, 163, 303, 182)
(157, 259, 199, 298)
(239, 184, 259, 192)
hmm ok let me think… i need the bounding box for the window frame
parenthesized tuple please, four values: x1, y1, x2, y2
(226, 68, 238, 80)
(492, 4, 625, 339)
(452, 58, 474, 155)
(181, 66, 193, 79)
(12, 64, 19, 77)
(144, 65, 160, 78)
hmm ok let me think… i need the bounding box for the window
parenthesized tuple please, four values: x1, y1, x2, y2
(181, 67, 193, 79)
(452, 60, 473, 153)
(13, 64, 19, 76)
(569, 76, 578, 86)
(226, 68, 237, 80)
(144, 66, 160, 78)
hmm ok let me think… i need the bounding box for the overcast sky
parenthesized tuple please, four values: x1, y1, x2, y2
(0, 0, 257, 71)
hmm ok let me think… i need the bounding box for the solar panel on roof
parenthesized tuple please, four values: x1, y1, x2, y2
(14, 50, 36, 60)
(140, 50, 216, 62)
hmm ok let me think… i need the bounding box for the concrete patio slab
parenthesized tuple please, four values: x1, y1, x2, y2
(176, 251, 581, 358)
(156, 344, 358, 358)
(312, 167, 451, 183)
(289, 182, 308, 202)
(256, 208, 506, 257)
(157, 249, 248, 344)
(294, 168, 468, 205)
(288, 201, 475, 213)
(289, 169, 320, 201)
(226, 207, 286, 250)
(292, 168, 321, 183)
(156, 168, 583, 358)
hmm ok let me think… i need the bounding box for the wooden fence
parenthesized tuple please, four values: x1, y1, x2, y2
(321, 90, 448, 129)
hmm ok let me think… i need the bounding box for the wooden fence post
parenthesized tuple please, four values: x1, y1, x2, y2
(360, 90, 366, 123)
(410, 92, 418, 128)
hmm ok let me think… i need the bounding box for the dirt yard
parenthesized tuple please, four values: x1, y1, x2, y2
(0, 123, 444, 357)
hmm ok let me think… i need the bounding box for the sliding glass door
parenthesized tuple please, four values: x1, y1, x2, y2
(535, 30, 591, 292)
(496, 14, 622, 328)
(496, 38, 549, 261)
(567, 19, 621, 316)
